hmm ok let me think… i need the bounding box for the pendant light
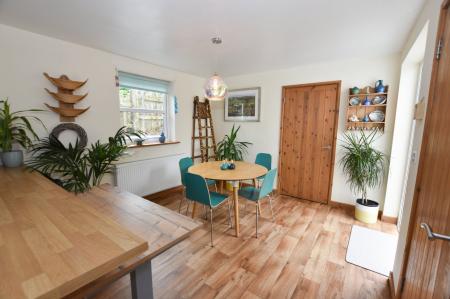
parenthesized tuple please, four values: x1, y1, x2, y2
(204, 37, 227, 101)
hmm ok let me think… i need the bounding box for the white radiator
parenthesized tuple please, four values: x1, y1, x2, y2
(114, 153, 188, 196)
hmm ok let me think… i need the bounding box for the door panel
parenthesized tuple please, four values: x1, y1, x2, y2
(401, 3, 450, 298)
(279, 82, 339, 204)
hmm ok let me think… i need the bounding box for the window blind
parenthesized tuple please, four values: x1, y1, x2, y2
(118, 71, 170, 93)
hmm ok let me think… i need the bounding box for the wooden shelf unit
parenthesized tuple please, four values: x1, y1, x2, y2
(345, 85, 388, 131)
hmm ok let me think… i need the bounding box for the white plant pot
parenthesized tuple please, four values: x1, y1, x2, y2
(355, 198, 379, 224)
(1, 150, 24, 168)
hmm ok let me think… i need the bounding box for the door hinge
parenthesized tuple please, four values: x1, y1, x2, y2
(436, 38, 443, 60)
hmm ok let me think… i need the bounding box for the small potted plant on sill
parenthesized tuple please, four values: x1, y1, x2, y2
(0, 99, 45, 167)
(340, 130, 387, 223)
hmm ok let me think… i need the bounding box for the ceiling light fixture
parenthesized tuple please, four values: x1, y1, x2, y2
(204, 37, 227, 101)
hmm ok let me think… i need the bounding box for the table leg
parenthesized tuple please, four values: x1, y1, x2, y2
(220, 180, 224, 193)
(233, 181, 240, 237)
(130, 259, 153, 299)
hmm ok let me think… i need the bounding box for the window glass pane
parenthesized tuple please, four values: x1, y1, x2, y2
(120, 111, 165, 136)
(119, 87, 165, 110)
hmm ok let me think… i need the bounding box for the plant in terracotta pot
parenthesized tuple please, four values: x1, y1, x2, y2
(0, 99, 45, 167)
(340, 130, 387, 223)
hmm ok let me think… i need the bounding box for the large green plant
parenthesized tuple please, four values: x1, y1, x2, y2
(0, 99, 45, 151)
(27, 127, 139, 193)
(340, 130, 387, 205)
(216, 124, 252, 161)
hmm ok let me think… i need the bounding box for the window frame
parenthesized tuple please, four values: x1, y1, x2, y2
(118, 72, 170, 142)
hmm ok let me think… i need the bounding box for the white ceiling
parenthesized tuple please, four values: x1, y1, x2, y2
(0, 0, 425, 77)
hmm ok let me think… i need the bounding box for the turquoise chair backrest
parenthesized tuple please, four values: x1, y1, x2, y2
(179, 157, 194, 186)
(185, 172, 211, 206)
(255, 153, 272, 170)
(259, 168, 277, 199)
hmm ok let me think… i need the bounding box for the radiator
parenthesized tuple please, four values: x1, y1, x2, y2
(114, 153, 188, 196)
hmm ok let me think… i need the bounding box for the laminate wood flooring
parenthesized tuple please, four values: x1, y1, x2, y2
(93, 193, 397, 299)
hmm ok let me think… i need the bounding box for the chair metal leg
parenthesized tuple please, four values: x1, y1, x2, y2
(209, 208, 214, 247)
(203, 204, 207, 220)
(269, 195, 275, 221)
(178, 187, 186, 213)
(255, 202, 259, 238)
(227, 199, 232, 228)
(178, 197, 183, 213)
(185, 200, 190, 216)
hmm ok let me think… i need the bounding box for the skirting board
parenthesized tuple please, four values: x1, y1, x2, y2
(144, 185, 183, 203)
(144, 182, 279, 204)
(381, 215, 398, 225)
(329, 200, 386, 221)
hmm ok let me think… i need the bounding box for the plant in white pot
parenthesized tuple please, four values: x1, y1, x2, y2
(340, 130, 387, 223)
(0, 99, 45, 167)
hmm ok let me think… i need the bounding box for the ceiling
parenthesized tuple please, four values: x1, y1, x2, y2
(0, 0, 425, 77)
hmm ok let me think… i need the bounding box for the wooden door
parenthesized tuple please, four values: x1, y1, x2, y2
(278, 81, 340, 204)
(400, 2, 450, 298)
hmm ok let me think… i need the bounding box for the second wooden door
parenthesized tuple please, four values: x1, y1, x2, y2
(279, 82, 340, 204)
(400, 1, 450, 297)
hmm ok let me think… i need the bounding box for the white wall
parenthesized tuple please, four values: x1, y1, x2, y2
(212, 54, 401, 207)
(383, 23, 428, 218)
(392, 0, 442, 291)
(0, 24, 204, 186)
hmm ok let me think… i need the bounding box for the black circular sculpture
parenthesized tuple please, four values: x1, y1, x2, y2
(51, 123, 88, 148)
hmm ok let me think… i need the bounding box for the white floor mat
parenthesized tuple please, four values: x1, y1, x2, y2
(346, 225, 398, 276)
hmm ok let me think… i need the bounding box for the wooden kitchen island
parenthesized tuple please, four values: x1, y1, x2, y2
(0, 168, 201, 299)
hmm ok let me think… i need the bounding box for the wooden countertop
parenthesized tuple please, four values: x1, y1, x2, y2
(66, 184, 203, 298)
(0, 168, 150, 299)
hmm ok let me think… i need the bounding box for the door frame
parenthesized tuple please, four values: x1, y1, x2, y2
(396, 1, 449, 297)
(277, 80, 341, 204)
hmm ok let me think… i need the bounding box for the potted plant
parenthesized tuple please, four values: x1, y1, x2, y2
(216, 124, 252, 190)
(28, 126, 140, 193)
(340, 130, 387, 223)
(216, 124, 252, 162)
(0, 99, 45, 167)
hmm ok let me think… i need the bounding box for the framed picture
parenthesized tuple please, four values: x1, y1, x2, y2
(224, 87, 261, 122)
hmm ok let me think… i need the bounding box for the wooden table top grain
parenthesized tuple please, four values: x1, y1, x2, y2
(188, 161, 267, 181)
(0, 168, 149, 299)
(66, 184, 203, 298)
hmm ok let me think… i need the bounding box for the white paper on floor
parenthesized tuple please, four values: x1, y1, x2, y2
(346, 225, 398, 276)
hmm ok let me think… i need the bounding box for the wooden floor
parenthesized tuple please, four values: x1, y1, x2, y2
(93, 193, 397, 299)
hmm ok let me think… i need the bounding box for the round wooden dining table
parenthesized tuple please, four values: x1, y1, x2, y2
(188, 161, 267, 237)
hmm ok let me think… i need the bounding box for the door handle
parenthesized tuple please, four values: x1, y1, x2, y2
(420, 223, 450, 241)
(321, 145, 332, 150)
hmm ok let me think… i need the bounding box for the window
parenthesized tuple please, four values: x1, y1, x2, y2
(118, 71, 170, 140)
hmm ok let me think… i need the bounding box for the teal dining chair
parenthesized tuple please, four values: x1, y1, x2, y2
(185, 172, 232, 247)
(255, 153, 272, 186)
(238, 168, 277, 238)
(178, 157, 216, 214)
(255, 153, 272, 171)
(240, 153, 272, 189)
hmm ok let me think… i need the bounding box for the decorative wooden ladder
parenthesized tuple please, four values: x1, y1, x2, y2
(191, 96, 217, 162)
